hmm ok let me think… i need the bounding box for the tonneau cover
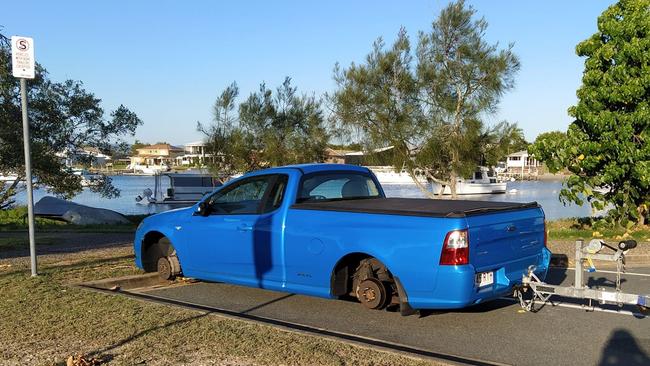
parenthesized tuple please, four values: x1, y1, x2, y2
(291, 198, 539, 218)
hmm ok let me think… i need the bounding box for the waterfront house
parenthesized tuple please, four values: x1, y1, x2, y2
(176, 141, 212, 166)
(129, 143, 184, 167)
(506, 150, 540, 176)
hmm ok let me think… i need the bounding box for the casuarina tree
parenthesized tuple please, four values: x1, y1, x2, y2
(332, 0, 521, 197)
(200, 77, 329, 179)
(0, 32, 142, 208)
(529, 0, 650, 227)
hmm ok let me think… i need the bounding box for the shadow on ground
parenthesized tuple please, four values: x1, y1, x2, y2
(0, 232, 133, 259)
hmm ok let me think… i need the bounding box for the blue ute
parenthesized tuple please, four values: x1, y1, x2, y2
(134, 164, 551, 314)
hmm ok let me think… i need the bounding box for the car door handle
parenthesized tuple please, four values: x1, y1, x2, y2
(237, 224, 253, 232)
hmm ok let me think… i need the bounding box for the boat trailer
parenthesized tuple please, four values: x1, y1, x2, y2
(515, 239, 649, 315)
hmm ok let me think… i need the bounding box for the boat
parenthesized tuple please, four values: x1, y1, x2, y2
(136, 172, 222, 205)
(0, 174, 20, 182)
(71, 168, 102, 187)
(367, 166, 428, 185)
(431, 167, 507, 195)
(127, 163, 171, 175)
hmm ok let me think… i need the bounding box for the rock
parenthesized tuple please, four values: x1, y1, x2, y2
(34, 196, 130, 225)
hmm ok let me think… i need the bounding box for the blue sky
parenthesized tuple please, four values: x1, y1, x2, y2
(3, 0, 614, 145)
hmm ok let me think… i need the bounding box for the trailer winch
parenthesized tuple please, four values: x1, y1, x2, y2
(515, 239, 650, 315)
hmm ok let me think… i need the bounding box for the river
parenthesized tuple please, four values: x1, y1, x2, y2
(11, 175, 594, 220)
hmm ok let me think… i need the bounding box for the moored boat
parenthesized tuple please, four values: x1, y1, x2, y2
(431, 167, 506, 195)
(136, 172, 222, 205)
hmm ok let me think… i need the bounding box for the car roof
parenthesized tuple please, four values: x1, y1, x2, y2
(250, 163, 370, 175)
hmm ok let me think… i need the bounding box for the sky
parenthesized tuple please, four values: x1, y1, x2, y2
(3, 0, 615, 145)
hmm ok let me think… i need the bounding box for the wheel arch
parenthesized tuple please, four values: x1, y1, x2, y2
(140, 230, 177, 272)
(329, 251, 395, 297)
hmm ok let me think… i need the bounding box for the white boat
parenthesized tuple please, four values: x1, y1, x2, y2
(127, 163, 171, 175)
(71, 168, 102, 187)
(431, 168, 507, 195)
(136, 172, 222, 205)
(0, 174, 19, 182)
(367, 166, 428, 185)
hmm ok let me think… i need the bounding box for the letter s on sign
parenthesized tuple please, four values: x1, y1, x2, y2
(16, 39, 29, 51)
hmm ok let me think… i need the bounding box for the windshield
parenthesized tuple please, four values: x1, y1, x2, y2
(297, 172, 382, 202)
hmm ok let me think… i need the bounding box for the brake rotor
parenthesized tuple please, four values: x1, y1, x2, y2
(356, 278, 388, 310)
(157, 257, 173, 280)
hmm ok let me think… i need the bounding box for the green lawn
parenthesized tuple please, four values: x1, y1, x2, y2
(0, 248, 442, 366)
(547, 218, 650, 242)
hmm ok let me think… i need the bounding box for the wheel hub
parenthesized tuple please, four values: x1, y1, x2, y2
(157, 257, 173, 280)
(357, 278, 387, 309)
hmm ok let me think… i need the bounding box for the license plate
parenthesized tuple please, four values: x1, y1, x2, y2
(476, 271, 494, 287)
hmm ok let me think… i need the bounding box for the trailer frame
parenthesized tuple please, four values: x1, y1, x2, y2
(515, 239, 649, 315)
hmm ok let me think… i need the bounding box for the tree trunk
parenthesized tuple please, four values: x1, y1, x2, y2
(638, 205, 647, 227)
(449, 170, 458, 199)
(407, 169, 436, 199)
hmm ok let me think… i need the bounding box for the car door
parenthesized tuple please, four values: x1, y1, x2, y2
(180, 174, 288, 287)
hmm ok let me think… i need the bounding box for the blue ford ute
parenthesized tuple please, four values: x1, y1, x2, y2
(134, 164, 550, 315)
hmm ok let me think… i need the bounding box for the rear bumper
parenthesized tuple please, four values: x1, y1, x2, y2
(408, 247, 551, 309)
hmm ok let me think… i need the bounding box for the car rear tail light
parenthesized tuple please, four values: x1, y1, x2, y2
(440, 229, 469, 265)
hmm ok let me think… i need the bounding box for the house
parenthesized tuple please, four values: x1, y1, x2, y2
(176, 141, 212, 166)
(129, 143, 184, 167)
(342, 146, 396, 166)
(506, 150, 540, 175)
(324, 148, 356, 164)
(81, 147, 112, 167)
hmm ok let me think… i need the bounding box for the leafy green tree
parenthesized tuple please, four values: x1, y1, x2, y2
(331, 28, 423, 180)
(198, 82, 255, 180)
(332, 1, 520, 197)
(0, 33, 142, 208)
(200, 78, 329, 180)
(480, 122, 528, 167)
(530, 0, 650, 227)
(528, 131, 567, 172)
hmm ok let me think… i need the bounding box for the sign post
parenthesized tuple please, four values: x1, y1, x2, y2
(11, 36, 37, 276)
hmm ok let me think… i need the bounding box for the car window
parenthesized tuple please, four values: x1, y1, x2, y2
(297, 172, 380, 202)
(261, 175, 289, 213)
(208, 176, 270, 214)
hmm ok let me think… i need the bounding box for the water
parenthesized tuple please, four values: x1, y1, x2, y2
(13, 175, 176, 215)
(382, 180, 595, 220)
(12, 176, 593, 220)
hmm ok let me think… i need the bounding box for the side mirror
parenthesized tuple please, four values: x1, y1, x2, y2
(195, 201, 210, 216)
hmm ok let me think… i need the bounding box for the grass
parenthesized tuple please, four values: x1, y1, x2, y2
(0, 247, 443, 366)
(547, 218, 650, 242)
(0, 207, 144, 233)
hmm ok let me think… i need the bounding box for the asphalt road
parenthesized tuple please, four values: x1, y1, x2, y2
(137, 267, 650, 366)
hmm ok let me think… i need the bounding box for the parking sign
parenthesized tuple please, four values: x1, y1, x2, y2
(11, 36, 35, 79)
